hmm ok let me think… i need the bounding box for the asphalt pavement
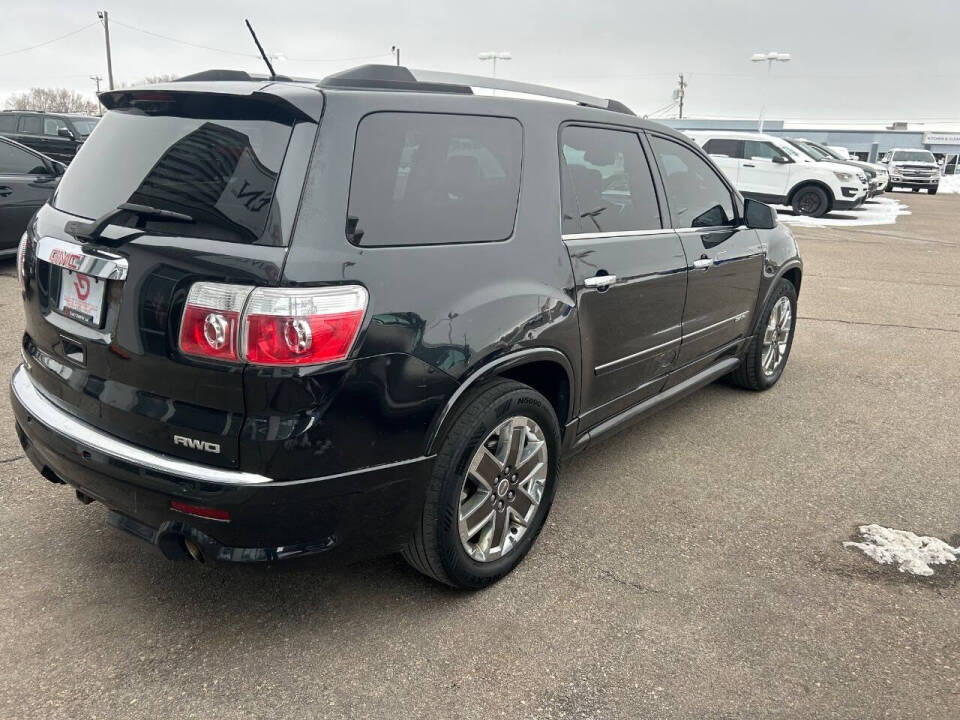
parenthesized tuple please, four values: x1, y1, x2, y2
(0, 192, 958, 719)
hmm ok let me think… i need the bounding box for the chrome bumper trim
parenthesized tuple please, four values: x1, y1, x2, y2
(11, 364, 272, 485)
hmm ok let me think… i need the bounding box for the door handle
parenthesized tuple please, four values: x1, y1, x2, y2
(692, 258, 714, 269)
(0, 186, 11, 197)
(584, 274, 617, 288)
(742, 163, 756, 168)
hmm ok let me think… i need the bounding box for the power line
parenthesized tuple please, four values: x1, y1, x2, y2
(0, 21, 99, 58)
(109, 17, 391, 63)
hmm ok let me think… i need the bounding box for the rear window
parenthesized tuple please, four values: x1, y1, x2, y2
(346, 112, 522, 247)
(52, 102, 295, 245)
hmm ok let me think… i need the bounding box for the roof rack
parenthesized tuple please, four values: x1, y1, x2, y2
(319, 65, 635, 115)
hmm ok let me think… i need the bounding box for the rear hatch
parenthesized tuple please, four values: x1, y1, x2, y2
(20, 86, 319, 469)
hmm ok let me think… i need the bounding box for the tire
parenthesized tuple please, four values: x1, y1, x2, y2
(913, 188, 920, 193)
(791, 185, 830, 218)
(729, 278, 797, 391)
(885, 182, 893, 192)
(929, 186, 938, 195)
(402, 379, 561, 589)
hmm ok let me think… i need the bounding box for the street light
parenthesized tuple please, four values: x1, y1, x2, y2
(478, 51, 511, 79)
(751, 51, 791, 132)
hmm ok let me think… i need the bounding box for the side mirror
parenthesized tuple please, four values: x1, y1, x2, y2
(772, 156, 790, 164)
(57, 127, 75, 140)
(744, 198, 778, 230)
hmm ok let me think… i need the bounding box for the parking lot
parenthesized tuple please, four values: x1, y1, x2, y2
(0, 192, 958, 719)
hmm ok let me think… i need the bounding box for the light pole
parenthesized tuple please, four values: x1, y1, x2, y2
(751, 51, 791, 132)
(478, 51, 511, 79)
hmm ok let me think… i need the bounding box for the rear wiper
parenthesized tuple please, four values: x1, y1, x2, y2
(64, 203, 194, 246)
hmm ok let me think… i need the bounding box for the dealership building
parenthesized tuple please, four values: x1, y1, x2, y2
(661, 119, 960, 172)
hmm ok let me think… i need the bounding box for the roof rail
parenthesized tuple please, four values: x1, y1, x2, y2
(319, 65, 634, 115)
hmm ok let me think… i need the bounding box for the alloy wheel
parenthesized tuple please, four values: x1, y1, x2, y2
(458, 416, 548, 562)
(761, 296, 793, 376)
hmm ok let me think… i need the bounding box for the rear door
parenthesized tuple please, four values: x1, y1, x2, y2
(738, 140, 791, 200)
(0, 140, 58, 251)
(21, 91, 317, 469)
(561, 124, 687, 429)
(647, 133, 763, 373)
(701, 137, 743, 186)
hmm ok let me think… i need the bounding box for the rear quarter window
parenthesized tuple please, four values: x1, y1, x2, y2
(0, 114, 18, 132)
(346, 112, 522, 247)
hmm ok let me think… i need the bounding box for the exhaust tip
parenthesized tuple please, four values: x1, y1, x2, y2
(183, 537, 205, 564)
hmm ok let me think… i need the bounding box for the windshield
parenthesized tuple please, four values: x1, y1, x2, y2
(53, 106, 294, 244)
(788, 140, 826, 160)
(70, 119, 99, 137)
(777, 141, 806, 161)
(892, 150, 936, 163)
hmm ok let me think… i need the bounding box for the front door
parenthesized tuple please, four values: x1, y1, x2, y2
(560, 125, 688, 429)
(738, 139, 792, 200)
(647, 134, 764, 373)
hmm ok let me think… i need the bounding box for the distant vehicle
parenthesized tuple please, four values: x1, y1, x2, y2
(687, 130, 867, 218)
(785, 138, 888, 197)
(826, 145, 852, 160)
(0, 110, 99, 164)
(879, 149, 940, 194)
(0, 136, 64, 257)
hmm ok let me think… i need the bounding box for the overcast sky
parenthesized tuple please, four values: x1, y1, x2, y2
(3, 0, 959, 125)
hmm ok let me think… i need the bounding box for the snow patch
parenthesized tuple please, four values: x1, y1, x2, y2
(777, 197, 910, 229)
(938, 174, 960, 194)
(844, 524, 960, 577)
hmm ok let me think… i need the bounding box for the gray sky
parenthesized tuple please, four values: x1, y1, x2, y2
(3, 0, 960, 125)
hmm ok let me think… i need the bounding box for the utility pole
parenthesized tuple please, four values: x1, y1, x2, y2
(97, 11, 114, 90)
(391, 45, 400, 66)
(677, 73, 687, 119)
(90, 74, 103, 115)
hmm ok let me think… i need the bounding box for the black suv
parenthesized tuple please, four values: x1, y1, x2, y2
(10, 66, 802, 588)
(0, 110, 99, 164)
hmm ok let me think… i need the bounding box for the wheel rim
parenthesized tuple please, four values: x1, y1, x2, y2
(797, 191, 822, 215)
(761, 296, 793, 377)
(458, 416, 548, 563)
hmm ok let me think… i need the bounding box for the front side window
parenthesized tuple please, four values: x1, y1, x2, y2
(347, 112, 522, 247)
(744, 140, 789, 163)
(0, 142, 45, 174)
(650, 136, 735, 229)
(561, 125, 660, 234)
(703, 138, 743, 158)
(43, 117, 69, 137)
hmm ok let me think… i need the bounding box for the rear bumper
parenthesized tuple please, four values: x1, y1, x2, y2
(11, 364, 434, 562)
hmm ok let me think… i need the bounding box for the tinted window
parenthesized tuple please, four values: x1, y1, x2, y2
(650, 136, 735, 228)
(70, 119, 99, 136)
(0, 115, 17, 132)
(19, 116, 41, 134)
(53, 106, 294, 245)
(703, 138, 742, 158)
(892, 150, 936, 163)
(347, 113, 521, 247)
(561, 126, 660, 234)
(744, 140, 788, 162)
(0, 142, 45, 174)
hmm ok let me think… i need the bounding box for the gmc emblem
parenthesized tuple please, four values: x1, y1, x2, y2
(49, 249, 83, 271)
(173, 435, 221, 454)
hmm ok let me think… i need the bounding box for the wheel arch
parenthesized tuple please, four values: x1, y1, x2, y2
(749, 262, 802, 337)
(424, 348, 576, 455)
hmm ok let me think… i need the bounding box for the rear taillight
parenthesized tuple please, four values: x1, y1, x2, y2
(178, 282, 368, 366)
(243, 286, 367, 365)
(16, 232, 30, 292)
(179, 283, 252, 363)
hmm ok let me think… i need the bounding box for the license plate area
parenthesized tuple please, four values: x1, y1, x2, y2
(57, 269, 106, 328)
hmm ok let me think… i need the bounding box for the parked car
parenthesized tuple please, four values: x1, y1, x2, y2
(879, 149, 941, 193)
(687, 131, 867, 218)
(784, 138, 888, 197)
(0, 110, 99, 164)
(0, 137, 64, 257)
(11, 65, 802, 588)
